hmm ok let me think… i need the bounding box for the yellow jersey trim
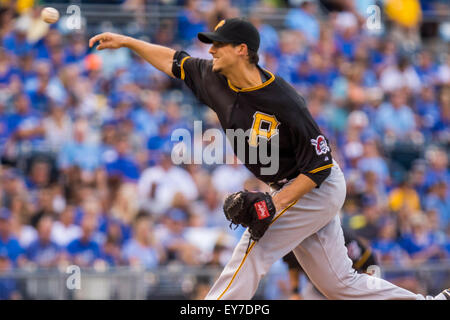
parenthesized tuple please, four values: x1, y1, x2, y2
(227, 69, 275, 93)
(308, 163, 334, 174)
(217, 199, 298, 300)
(180, 56, 191, 80)
(216, 241, 256, 300)
(353, 248, 372, 270)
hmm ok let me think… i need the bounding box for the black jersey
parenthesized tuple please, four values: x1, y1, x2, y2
(172, 51, 333, 187)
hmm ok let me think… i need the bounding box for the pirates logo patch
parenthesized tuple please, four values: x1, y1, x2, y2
(310, 135, 330, 155)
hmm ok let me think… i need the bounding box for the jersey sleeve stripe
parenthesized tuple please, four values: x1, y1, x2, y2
(308, 163, 334, 174)
(180, 56, 191, 80)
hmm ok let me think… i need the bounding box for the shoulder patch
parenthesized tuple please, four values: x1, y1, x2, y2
(310, 135, 330, 155)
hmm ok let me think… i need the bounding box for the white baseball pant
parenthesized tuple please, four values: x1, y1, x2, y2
(205, 161, 435, 300)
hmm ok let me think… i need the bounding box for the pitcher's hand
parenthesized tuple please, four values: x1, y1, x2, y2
(89, 32, 128, 50)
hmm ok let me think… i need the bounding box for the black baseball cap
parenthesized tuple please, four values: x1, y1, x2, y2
(198, 18, 260, 52)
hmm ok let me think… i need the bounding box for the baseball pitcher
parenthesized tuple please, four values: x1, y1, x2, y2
(89, 18, 449, 300)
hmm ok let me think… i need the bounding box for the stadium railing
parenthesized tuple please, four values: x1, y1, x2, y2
(0, 261, 449, 299)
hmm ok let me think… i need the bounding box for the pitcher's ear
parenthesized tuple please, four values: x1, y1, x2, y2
(238, 43, 248, 56)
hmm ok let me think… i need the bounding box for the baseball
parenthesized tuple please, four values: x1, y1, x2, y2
(41, 7, 60, 24)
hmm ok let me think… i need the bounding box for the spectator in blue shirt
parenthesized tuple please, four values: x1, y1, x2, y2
(333, 12, 361, 60)
(25, 158, 52, 192)
(127, 52, 163, 89)
(356, 139, 391, 191)
(122, 212, 163, 269)
(273, 30, 306, 85)
(284, 0, 320, 44)
(147, 119, 172, 166)
(423, 147, 450, 192)
(130, 90, 165, 139)
(375, 90, 417, 141)
(7, 93, 44, 145)
(408, 162, 428, 206)
(0, 49, 21, 91)
(58, 118, 102, 173)
(0, 208, 25, 268)
(9, 108, 47, 157)
(369, 38, 396, 71)
(16, 52, 35, 84)
(248, 11, 280, 57)
(371, 216, 422, 292)
(159, 208, 200, 265)
(295, 52, 339, 89)
(424, 180, 450, 232)
(23, 61, 54, 115)
(32, 28, 63, 62)
(399, 213, 447, 265)
(66, 214, 103, 268)
(101, 234, 124, 267)
(372, 217, 411, 266)
(99, 216, 131, 247)
(100, 217, 130, 267)
(64, 33, 88, 65)
(414, 50, 438, 84)
(165, 100, 191, 134)
(176, 0, 207, 45)
(2, 20, 32, 57)
(0, 99, 10, 153)
(104, 133, 140, 181)
(26, 215, 63, 269)
(0, 252, 21, 300)
(415, 86, 441, 141)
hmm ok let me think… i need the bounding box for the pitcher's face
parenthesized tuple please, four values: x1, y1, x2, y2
(209, 41, 240, 74)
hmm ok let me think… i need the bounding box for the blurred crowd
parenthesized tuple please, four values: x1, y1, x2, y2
(0, 0, 449, 299)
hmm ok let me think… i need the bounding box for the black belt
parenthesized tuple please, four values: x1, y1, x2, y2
(268, 163, 334, 191)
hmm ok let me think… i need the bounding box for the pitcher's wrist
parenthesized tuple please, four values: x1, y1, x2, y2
(121, 35, 133, 48)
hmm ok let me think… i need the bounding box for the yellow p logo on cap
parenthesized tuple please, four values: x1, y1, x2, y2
(214, 19, 225, 31)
